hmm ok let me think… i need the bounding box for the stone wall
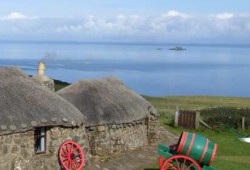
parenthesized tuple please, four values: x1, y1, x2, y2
(0, 126, 90, 170)
(147, 115, 160, 144)
(0, 117, 160, 169)
(86, 118, 150, 160)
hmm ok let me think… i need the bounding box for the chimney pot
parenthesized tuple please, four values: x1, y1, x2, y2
(38, 61, 45, 75)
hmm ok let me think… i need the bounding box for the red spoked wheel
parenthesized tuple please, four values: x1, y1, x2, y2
(160, 155, 201, 170)
(159, 156, 165, 168)
(59, 140, 85, 170)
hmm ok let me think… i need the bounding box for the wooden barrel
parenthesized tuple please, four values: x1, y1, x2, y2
(176, 131, 217, 165)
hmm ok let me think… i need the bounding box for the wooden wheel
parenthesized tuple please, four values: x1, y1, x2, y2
(160, 155, 201, 170)
(59, 140, 85, 170)
(159, 156, 164, 168)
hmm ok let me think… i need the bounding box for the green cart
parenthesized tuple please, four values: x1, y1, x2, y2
(158, 132, 217, 170)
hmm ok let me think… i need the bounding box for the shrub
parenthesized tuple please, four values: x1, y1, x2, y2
(200, 107, 250, 129)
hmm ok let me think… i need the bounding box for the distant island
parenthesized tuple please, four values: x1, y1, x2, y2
(169, 46, 186, 51)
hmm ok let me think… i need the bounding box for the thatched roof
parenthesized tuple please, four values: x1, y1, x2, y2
(0, 67, 85, 135)
(31, 74, 55, 91)
(57, 77, 158, 127)
(32, 74, 53, 83)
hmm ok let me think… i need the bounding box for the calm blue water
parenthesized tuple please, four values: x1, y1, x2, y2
(0, 42, 250, 97)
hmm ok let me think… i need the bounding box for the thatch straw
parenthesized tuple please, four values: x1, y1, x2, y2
(57, 77, 158, 127)
(0, 67, 85, 135)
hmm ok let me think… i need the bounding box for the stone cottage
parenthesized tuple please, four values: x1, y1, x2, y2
(0, 67, 90, 170)
(57, 77, 160, 159)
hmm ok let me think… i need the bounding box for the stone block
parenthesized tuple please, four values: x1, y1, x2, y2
(89, 126, 95, 131)
(21, 149, 28, 158)
(14, 138, 22, 144)
(83, 146, 89, 153)
(82, 134, 87, 140)
(20, 143, 26, 148)
(150, 116, 156, 121)
(72, 136, 80, 142)
(50, 129, 60, 140)
(97, 126, 106, 132)
(49, 146, 56, 153)
(3, 145, 8, 154)
(11, 145, 18, 153)
(26, 130, 34, 137)
(5, 136, 12, 143)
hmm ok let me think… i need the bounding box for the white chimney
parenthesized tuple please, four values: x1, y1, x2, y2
(34, 61, 55, 91)
(38, 61, 45, 75)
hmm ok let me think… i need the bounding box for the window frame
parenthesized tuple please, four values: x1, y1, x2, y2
(34, 127, 47, 154)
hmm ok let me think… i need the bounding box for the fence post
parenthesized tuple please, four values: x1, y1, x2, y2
(174, 106, 179, 127)
(195, 111, 200, 129)
(242, 117, 245, 130)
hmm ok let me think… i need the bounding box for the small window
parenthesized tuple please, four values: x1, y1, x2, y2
(34, 127, 46, 154)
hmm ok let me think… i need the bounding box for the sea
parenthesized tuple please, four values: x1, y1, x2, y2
(1, 41, 250, 97)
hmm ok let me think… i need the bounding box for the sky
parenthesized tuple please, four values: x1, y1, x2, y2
(0, 0, 250, 44)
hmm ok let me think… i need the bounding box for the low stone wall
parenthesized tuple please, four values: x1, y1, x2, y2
(86, 118, 151, 159)
(147, 115, 160, 144)
(0, 126, 90, 170)
(0, 117, 159, 169)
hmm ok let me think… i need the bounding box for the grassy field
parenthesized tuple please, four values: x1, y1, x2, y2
(143, 96, 250, 170)
(145, 95, 250, 115)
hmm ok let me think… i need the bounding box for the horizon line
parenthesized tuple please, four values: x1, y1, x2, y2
(0, 40, 250, 47)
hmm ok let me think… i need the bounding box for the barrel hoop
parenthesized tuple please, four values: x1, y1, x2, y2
(186, 133, 196, 156)
(208, 143, 218, 165)
(177, 132, 188, 153)
(199, 139, 209, 163)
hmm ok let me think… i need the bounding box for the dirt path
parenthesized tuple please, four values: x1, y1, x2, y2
(87, 127, 178, 170)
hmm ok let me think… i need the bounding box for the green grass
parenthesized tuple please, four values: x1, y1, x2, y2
(169, 129, 250, 170)
(142, 96, 250, 170)
(145, 95, 250, 114)
(54, 79, 70, 91)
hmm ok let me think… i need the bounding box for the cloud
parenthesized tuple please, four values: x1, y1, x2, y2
(162, 10, 190, 18)
(0, 11, 250, 43)
(5, 12, 27, 20)
(215, 12, 234, 20)
(55, 15, 147, 38)
(0, 12, 38, 20)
